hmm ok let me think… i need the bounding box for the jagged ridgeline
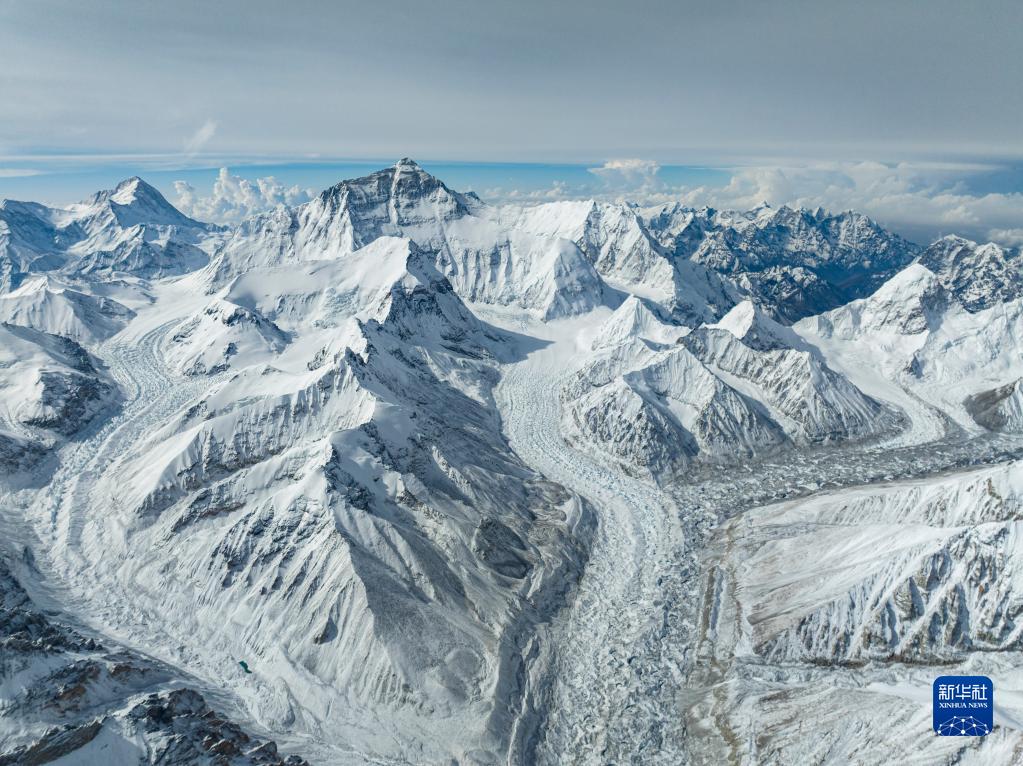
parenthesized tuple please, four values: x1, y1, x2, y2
(1, 160, 1022, 764)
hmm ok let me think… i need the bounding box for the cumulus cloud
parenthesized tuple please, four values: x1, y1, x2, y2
(990, 228, 1023, 246)
(184, 119, 217, 156)
(173, 167, 315, 224)
(588, 158, 662, 189)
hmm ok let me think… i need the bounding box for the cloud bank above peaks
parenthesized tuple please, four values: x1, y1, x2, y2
(173, 168, 315, 224)
(482, 158, 1023, 246)
(667, 160, 1023, 245)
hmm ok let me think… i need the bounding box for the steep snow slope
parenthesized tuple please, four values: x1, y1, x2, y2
(165, 297, 288, 376)
(561, 297, 897, 480)
(30, 235, 586, 764)
(690, 461, 1023, 764)
(0, 177, 218, 292)
(797, 262, 1023, 433)
(0, 275, 135, 344)
(0, 323, 117, 473)
(0, 200, 72, 292)
(588, 294, 688, 350)
(500, 200, 738, 324)
(207, 160, 609, 320)
(685, 301, 901, 442)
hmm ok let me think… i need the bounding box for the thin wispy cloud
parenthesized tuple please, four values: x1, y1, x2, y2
(184, 120, 218, 156)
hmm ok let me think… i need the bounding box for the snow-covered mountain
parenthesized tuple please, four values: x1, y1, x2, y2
(206, 159, 609, 321)
(691, 459, 1023, 765)
(3, 160, 1023, 764)
(0, 275, 135, 344)
(0, 322, 117, 473)
(562, 298, 898, 480)
(642, 202, 919, 322)
(917, 234, 1023, 311)
(0, 177, 218, 292)
(797, 261, 1023, 433)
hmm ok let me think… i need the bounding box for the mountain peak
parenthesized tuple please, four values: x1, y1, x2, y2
(313, 160, 476, 237)
(917, 234, 1022, 311)
(109, 176, 163, 206)
(706, 299, 802, 350)
(76, 176, 205, 230)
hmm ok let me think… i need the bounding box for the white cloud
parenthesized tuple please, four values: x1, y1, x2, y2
(990, 228, 1023, 246)
(173, 167, 315, 224)
(481, 180, 570, 202)
(184, 120, 218, 156)
(664, 161, 1023, 245)
(0, 168, 42, 177)
(588, 158, 662, 189)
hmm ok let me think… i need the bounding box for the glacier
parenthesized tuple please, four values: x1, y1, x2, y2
(1, 159, 1022, 764)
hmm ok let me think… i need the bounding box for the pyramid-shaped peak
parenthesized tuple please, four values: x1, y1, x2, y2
(76, 176, 205, 229)
(315, 159, 476, 230)
(110, 176, 165, 206)
(706, 299, 801, 350)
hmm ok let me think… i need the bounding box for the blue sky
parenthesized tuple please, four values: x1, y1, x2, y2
(0, 157, 729, 207)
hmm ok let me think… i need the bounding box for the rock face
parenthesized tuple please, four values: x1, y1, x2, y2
(917, 234, 1023, 311)
(642, 202, 919, 322)
(0, 556, 306, 766)
(966, 378, 1023, 432)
